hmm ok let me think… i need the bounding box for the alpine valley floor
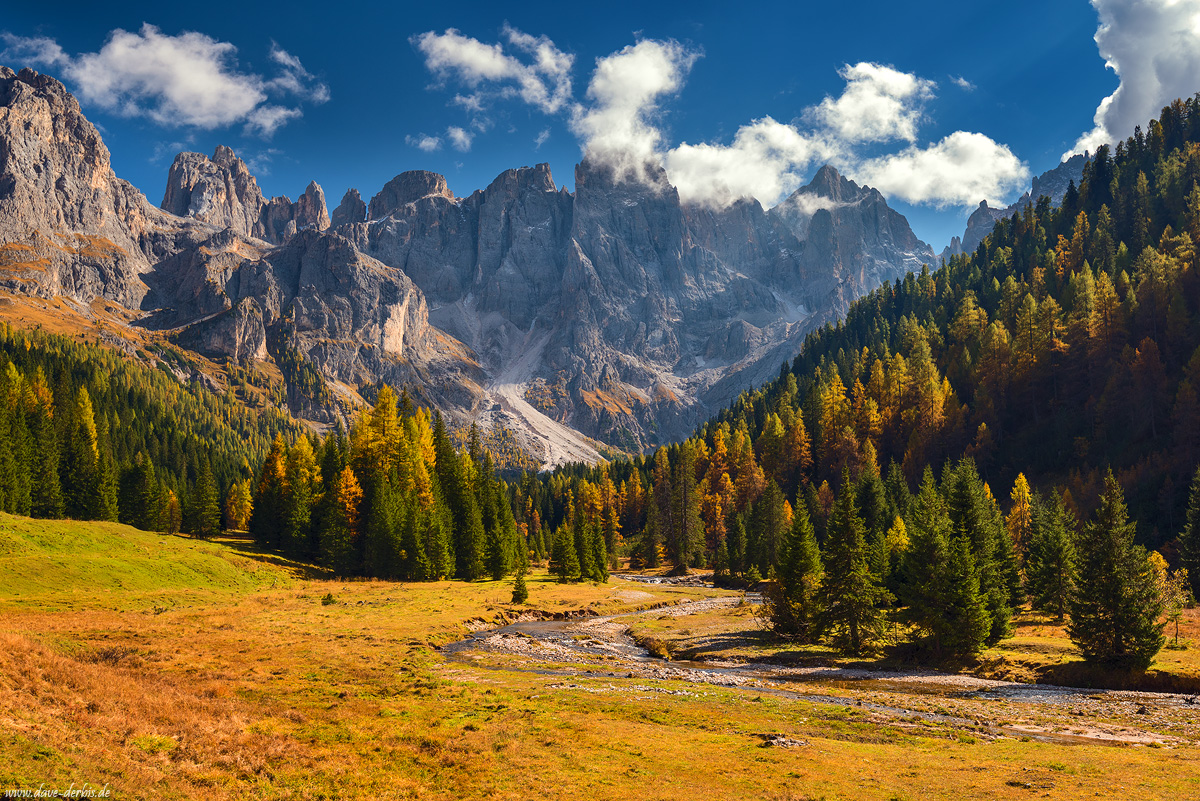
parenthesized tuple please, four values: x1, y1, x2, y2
(1, 515, 1198, 800)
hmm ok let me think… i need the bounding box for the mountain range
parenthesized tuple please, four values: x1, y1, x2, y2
(0, 64, 1072, 468)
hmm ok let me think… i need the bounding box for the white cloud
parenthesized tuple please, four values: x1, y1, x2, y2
(452, 93, 485, 113)
(446, 125, 473, 151)
(854, 131, 1030, 208)
(413, 33, 1027, 211)
(0, 34, 66, 66)
(951, 75, 976, 91)
(0, 25, 325, 137)
(535, 128, 550, 149)
(806, 62, 935, 144)
(406, 133, 442, 152)
(569, 39, 698, 181)
(1068, 0, 1200, 158)
(412, 26, 573, 114)
(244, 147, 282, 176)
(665, 117, 837, 207)
(264, 42, 330, 104)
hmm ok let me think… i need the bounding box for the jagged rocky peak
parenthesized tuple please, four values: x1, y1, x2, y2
(1031, 153, 1089, 206)
(0, 65, 159, 306)
(960, 200, 1012, 253)
(161, 145, 266, 238)
(950, 154, 1090, 255)
(805, 164, 860, 202)
(771, 165, 869, 239)
(294, 181, 330, 232)
(772, 164, 934, 263)
(368, 170, 454, 219)
(484, 163, 557, 196)
(331, 188, 367, 228)
(160, 145, 328, 245)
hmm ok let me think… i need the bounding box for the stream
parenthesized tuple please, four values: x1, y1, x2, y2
(443, 593, 1199, 747)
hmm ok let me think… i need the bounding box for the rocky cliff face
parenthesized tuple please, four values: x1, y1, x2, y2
(0, 67, 478, 428)
(0, 64, 936, 466)
(0, 66, 169, 307)
(160, 147, 330, 245)
(338, 158, 920, 454)
(772, 165, 936, 308)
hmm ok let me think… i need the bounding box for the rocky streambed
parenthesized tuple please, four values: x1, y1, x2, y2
(444, 592, 1200, 748)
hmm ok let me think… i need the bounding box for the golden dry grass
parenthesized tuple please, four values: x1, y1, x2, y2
(1, 519, 1198, 799)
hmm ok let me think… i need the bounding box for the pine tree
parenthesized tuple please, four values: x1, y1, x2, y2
(938, 534, 992, 657)
(364, 473, 400, 578)
(1069, 471, 1165, 669)
(250, 435, 287, 549)
(1180, 465, 1200, 599)
(945, 460, 1013, 643)
(640, 485, 662, 569)
(1025, 492, 1078, 620)
(817, 470, 890, 655)
(282, 436, 320, 558)
(323, 467, 363, 576)
(669, 441, 704, 573)
(747, 480, 790, 576)
(552, 524, 580, 582)
(726, 512, 747, 576)
(188, 458, 222, 539)
(511, 565, 529, 604)
(856, 460, 891, 581)
(766, 500, 824, 642)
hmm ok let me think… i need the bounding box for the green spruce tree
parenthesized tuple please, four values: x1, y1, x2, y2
(1179, 465, 1200, 600)
(1025, 492, 1078, 620)
(766, 499, 824, 642)
(1068, 471, 1165, 669)
(816, 470, 890, 655)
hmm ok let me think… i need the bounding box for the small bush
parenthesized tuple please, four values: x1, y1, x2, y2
(321, 592, 337, 606)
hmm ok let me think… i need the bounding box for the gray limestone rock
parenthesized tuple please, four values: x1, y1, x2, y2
(161, 145, 266, 239)
(0, 66, 163, 307)
(330, 188, 366, 228)
(368, 170, 454, 219)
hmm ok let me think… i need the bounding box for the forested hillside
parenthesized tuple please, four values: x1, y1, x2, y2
(503, 99, 1200, 660)
(0, 325, 302, 535)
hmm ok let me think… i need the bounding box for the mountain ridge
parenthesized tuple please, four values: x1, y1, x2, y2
(0, 64, 936, 467)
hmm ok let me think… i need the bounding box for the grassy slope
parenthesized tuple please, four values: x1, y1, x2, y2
(0, 518, 1196, 800)
(0, 515, 294, 610)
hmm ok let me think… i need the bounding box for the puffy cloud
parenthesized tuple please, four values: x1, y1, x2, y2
(569, 39, 698, 180)
(806, 62, 935, 144)
(0, 25, 325, 136)
(405, 133, 442, 152)
(665, 117, 837, 207)
(854, 131, 1030, 208)
(951, 75, 976, 91)
(1068, 0, 1200, 157)
(0, 34, 66, 66)
(412, 26, 573, 114)
(414, 32, 1027, 211)
(446, 125, 473, 151)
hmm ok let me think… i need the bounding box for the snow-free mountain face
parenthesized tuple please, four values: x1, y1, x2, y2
(942, 154, 1090, 259)
(0, 66, 936, 467)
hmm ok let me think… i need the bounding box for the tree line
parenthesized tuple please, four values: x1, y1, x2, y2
(247, 386, 524, 581)
(0, 325, 299, 536)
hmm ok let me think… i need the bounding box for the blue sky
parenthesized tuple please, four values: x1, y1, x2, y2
(4, 1, 1198, 249)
